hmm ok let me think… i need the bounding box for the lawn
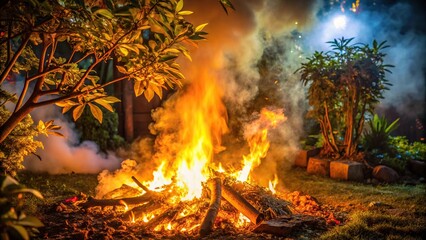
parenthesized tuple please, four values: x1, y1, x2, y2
(17, 168, 426, 239)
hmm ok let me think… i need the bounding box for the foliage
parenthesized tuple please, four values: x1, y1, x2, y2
(75, 107, 125, 152)
(297, 37, 393, 158)
(0, 94, 61, 176)
(0, 105, 42, 176)
(0, 174, 44, 240)
(362, 113, 399, 152)
(389, 136, 426, 162)
(0, 0, 210, 143)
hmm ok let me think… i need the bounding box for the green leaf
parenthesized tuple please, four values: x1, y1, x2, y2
(152, 85, 163, 99)
(178, 11, 193, 15)
(195, 23, 208, 32)
(62, 105, 72, 114)
(18, 216, 44, 228)
(103, 96, 121, 103)
(160, 55, 178, 62)
(1, 175, 18, 191)
(88, 103, 103, 123)
(73, 104, 85, 121)
(176, 0, 184, 12)
(118, 47, 129, 56)
(9, 224, 29, 240)
(134, 80, 144, 97)
(144, 88, 154, 102)
(94, 99, 114, 112)
(116, 65, 127, 74)
(10, 188, 43, 199)
(94, 9, 114, 19)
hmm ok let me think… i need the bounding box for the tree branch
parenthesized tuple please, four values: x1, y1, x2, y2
(14, 75, 30, 113)
(0, 34, 31, 85)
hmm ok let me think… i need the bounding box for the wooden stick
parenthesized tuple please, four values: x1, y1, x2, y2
(123, 201, 164, 220)
(199, 178, 222, 237)
(144, 204, 183, 230)
(79, 193, 157, 208)
(131, 176, 151, 193)
(222, 184, 264, 224)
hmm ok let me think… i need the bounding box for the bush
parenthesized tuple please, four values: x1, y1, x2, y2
(389, 136, 426, 162)
(74, 107, 125, 152)
(0, 106, 43, 176)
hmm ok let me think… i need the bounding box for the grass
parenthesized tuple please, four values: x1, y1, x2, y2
(16, 168, 426, 239)
(280, 168, 426, 239)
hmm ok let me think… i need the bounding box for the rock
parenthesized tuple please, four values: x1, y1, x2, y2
(372, 165, 399, 183)
(294, 148, 321, 168)
(408, 160, 426, 177)
(330, 160, 364, 182)
(307, 157, 331, 176)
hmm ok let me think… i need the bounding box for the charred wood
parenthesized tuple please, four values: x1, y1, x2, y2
(123, 201, 164, 220)
(199, 178, 222, 237)
(222, 184, 264, 224)
(131, 176, 151, 193)
(79, 192, 159, 208)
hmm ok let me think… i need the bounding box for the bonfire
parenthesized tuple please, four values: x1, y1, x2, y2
(47, 106, 340, 239)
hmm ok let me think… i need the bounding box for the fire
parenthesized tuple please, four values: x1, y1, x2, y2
(236, 213, 251, 228)
(119, 200, 129, 212)
(237, 129, 269, 182)
(236, 108, 287, 183)
(142, 73, 228, 202)
(268, 174, 279, 194)
(146, 161, 171, 191)
(142, 213, 155, 223)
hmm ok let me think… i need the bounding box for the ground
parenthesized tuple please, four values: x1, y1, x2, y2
(17, 168, 426, 239)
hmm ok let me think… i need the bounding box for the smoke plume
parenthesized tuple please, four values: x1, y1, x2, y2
(23, 104, 121, 174)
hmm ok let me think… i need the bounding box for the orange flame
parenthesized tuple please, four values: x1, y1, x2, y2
(237, 108, 286, 183)
(268, 174, 279, 194)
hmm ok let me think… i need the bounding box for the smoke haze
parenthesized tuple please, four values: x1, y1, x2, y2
(23, 104, 121, 174)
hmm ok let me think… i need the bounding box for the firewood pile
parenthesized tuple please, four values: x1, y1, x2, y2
(40, 176, 339, 239)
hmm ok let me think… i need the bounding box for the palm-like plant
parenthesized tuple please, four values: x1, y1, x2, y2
(363, 114, 399, 152)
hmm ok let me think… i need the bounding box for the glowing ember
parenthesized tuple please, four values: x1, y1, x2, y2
(236, 213, 251, 228)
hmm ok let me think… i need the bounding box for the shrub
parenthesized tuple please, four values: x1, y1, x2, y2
(0, 106, 43, 176)
(74, 107, 125, 152)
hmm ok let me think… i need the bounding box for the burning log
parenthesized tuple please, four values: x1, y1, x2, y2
(144, 204, 184, 230)
(123, 201, 164, 221)
(199, 178, 222, 237)
(131, 176, 151, 193)
(222, 184, 264, 225)
(79, 192, 158, 208)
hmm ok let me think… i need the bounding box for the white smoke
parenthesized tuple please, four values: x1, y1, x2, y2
(23, 104, 121, 174)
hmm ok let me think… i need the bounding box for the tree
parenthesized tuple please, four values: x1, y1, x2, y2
(0, 0, 210, 144)
(297, 37, 393, 158)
